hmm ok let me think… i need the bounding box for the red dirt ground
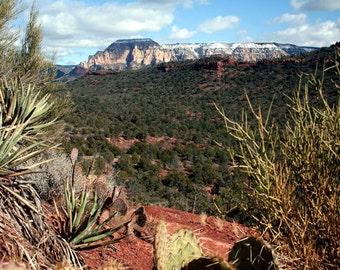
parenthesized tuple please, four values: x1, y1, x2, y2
(79, 205, 256, 269)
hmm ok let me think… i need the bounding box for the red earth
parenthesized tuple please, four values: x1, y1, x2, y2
(78, 205, 256, 269)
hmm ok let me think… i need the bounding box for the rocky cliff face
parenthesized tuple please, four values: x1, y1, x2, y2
(79, 38, 318, 71)
(80, 38, 175, 70)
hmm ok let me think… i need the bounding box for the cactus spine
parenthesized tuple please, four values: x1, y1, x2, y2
(228, 237, 277, 270)
(154, 220, 169, 269)
(154, 220, 203, 270)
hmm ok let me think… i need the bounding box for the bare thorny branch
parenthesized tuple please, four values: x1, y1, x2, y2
(215, 54, 340, 269)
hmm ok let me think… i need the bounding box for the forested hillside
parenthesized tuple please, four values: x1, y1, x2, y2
(60, 43, 339, 219)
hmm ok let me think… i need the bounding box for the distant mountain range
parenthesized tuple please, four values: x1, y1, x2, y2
(56, 38, 319, 80)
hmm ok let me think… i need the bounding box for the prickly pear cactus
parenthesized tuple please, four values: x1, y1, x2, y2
(154, 220, 203, 270)
(228, 237, 277, 270)
(168, 228, 203, 269)
(154, 220, 169, 270)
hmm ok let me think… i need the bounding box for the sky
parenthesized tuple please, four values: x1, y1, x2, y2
(20, 0, 340, 65)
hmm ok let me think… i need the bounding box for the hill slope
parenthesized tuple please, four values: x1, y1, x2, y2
(60, 43, 339, 218)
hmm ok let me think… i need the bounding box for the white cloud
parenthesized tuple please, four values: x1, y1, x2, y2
(139, 0, 179, 3)
(291, 0, 340, 11)
(236, 29, 248, 37)
(34, 0, 174, 49)
(269, 13, 307, 26)
(138, 0, 209, 9)
(169, 26, 196, 39)
(236, 30, 253, 42)
(180, 0, 210, 9)
(266, 19, 340, 47)
(198, 16, 239, 34)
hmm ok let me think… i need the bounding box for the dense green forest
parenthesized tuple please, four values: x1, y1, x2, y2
(60, 44, 339, 220)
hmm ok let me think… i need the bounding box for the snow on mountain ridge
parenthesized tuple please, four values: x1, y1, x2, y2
(163, 42, 292, 55)
(162, 42, 293, 61)
(78, 39, 319, 71)
(164, 42, 281, 50)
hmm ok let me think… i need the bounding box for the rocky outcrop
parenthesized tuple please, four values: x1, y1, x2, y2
(79, 38, 318, 71)
(80, 38, 175, 70)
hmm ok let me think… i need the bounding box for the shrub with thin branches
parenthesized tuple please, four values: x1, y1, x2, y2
(216, 49, 340, 269)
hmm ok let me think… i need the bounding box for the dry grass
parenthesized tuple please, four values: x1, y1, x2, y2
(0, 178, 81, 269)
(199, 212, 208, 225)
(215, 217, 224, 231)
(216, 50, 340, 269)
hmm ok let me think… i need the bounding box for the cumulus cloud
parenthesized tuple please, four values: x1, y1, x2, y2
(198, 15, 239, 34)
(268, 13, 307, 26)
(33, 0, 175, 49)
(169, 26, 196, 39)
(267, 19, 340, 47)
(291, 0, 340, 11)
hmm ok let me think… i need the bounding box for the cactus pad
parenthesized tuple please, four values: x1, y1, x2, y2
(228, 237, 276, 270)
(154, 221, 204, 270)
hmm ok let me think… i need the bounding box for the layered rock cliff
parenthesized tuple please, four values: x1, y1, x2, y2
(79, 38, 318, 71)
(80, 38, 175, 70)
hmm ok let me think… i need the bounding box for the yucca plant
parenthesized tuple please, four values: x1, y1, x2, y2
(0, 78, 58, 221)
(0, 79, 57, 177)
(0, 80, 81, 269)
(0, 1, 81, 268)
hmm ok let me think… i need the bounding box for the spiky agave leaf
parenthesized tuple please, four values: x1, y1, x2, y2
(55, 176, 131, 250)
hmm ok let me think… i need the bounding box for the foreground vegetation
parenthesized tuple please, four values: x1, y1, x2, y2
(0, 1, 81, 268)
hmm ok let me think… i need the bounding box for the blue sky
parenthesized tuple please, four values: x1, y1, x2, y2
(22, 0, 340, 65)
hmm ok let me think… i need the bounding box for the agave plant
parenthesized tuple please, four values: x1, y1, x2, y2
(55, 179, 131, 249)
(54, 149, 136, 250)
